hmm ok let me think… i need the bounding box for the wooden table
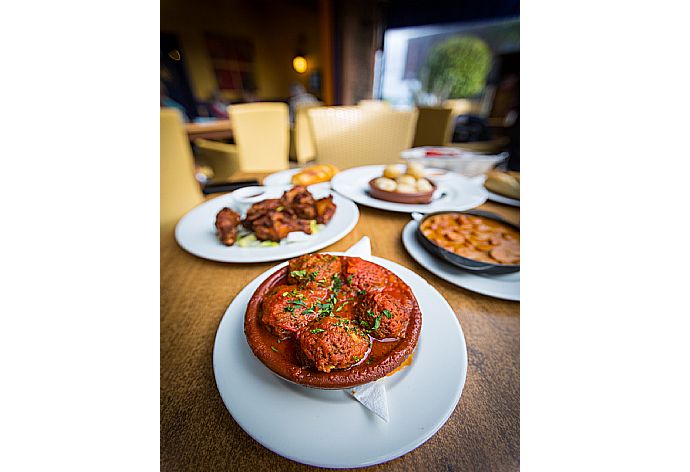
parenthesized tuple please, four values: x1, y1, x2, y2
(185, 119, 233, 140)
(161, 181, 519, 471)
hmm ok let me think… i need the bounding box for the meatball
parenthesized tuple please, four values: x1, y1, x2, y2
(342, 257, 392, 292)
(297, 316, 370, 373)
(288, 253, 342, 287)
(260, 284, 328, 339)
(356, 292, 411, 340)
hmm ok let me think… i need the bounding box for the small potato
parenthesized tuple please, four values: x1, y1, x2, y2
(416, 178, 433, 192)
(406, 162, 425, 179)
(396, 183, 417, 194)
(374, 177, 397, 192)
(396, 174, 416, 186)
(383, 165, 402, 179)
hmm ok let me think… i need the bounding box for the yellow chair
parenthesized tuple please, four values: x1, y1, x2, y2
(292, 101, 322, 164)
(442, 98, 480, 116)
(358, 99, 391, 110)
(412, 106, 455, 147)
(194, 138, 241, 181)
(160, 108, 203, 227)
(195, 102, 289, 180)
(308, 106, 418, 169)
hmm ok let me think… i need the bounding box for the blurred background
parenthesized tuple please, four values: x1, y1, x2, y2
(161, 0, 519, 198)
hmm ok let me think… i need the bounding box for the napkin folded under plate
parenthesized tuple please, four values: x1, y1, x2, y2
(343, 237, 390, 422)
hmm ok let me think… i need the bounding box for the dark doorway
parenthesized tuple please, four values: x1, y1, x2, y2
(160, 32, 197, 119)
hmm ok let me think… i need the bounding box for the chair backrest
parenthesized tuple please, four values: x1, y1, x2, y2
(358, 99, 391, 110)
(160, 108, 203, 227)
(193, 138, 240, 181)
(294, 101, 322, 164)
(412, 106, 455, 147)
(442, 99, 481, 117)
(228, 102, 289, 172)
(308, 106, 418, 169)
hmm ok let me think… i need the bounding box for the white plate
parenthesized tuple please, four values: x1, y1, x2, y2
(213, 254, 468, 468)
(331, 165, 488, 213)
(175, 187, 359, 263)
(401, 220, 520, 301)
(262, 168, 301, 186)
(486, 190, 520, 207)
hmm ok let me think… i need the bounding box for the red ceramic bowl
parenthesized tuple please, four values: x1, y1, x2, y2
(244, 256, 422, 389)
(368, 178, 436, 204)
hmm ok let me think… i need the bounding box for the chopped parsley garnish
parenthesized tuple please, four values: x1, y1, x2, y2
(283, 306, 296, 313)
(288, 299, 307, 307)
(282, 291, 289, 297)
(357, 289, 366, 295)
(382, 309, 392, 319)
(308, 271, 319, 281)
(367, 310, 377, 318)
(353, 355, 360, 362)
(332, 273, 342, 292)
(346, 275, 353, 284)
(310, 328, 325, 334)
(335, 301, 349, 312)
(271, 346, 278, 352)
(290, 270, 307, 278)
(372, 316, 381, 331)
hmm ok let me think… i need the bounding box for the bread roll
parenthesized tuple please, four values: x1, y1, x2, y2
(484, 170, 520, 200)
(396, 184, 417, 194)
(291, 164, 340, 186)
(374, 177, 397, 192)
(396, 174, 416, 186)
(416, 178, 433, 192)
(406, 162, 425, 179)
(383, 164, 402, 179)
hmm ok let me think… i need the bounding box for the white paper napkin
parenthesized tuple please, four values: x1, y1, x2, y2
(350, 380, 389, 422)
(343, 236, 390, 422)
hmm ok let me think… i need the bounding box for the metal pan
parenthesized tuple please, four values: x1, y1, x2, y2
(415, 210, 520, 275)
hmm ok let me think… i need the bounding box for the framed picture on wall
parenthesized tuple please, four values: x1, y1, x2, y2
(205, 33, 257, 92)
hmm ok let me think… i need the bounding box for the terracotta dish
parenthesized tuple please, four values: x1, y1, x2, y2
(244, 254, 422, 389)
(368, 178, 436, 204)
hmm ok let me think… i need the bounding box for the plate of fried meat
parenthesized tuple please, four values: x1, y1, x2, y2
(175, 185, 359, 263)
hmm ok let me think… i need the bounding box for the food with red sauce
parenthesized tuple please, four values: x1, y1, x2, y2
(244, 254, 422, 388)
(420, 212, 519, 265)
(297, 316, 370, 373)
(288, 253, 342, 287)
(343, 257, 392, 292)
(260, 284, 329, 339)
(356, 292, 411, 340)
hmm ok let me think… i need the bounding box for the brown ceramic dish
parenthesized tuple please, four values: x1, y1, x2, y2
(368, 178, 436, 204)
(244, 255, 422, 389)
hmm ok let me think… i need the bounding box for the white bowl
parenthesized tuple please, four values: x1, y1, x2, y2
(401, 146, 508, 177)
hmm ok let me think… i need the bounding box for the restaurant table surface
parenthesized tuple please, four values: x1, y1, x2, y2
(185, 119, 233, 140)
(161, 175, 519, 471)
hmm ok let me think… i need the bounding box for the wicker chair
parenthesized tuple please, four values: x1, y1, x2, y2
(357, 99, 391, 110)
(160, 108, 203, 227)
(291, 101, 322, 164)
(195, 102, 289, 180)
(308, 106, 418, 169)
(412, 106, 455, 147)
